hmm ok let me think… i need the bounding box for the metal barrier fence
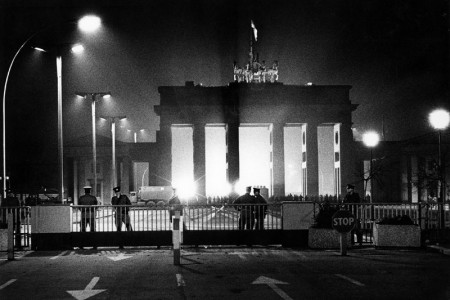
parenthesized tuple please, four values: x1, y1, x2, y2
(313, 202, 450, 244)
(72, 205, 172, 232)
(71, 204, 282, 232)
(184, 204, 282, 230)
(0, 206, 31, 248)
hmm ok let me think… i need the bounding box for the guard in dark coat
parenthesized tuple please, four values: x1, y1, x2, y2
(253, 188, 268, 230)
(78, 186, 98, 232)
(233, 186, 255, 230)
(111, 186, 132, 232)
(343, 184, 362, 245)
(1, 189, 21, 246)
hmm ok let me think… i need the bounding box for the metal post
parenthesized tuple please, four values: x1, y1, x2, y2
(438, 131, 445, 230)
(57, 55, 64, 203)
(340, 233, 347, 256)
(92, 96, 97, 198)
(112, 120, 116, 188)
(172, 210, 181, 265)
(7, 212, 14, 260)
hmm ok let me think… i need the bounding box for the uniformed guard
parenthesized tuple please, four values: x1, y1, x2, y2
(233, 186, 255, 230)
(343, 183, 362, 245)
(111, 186, 132, 232)
(253, 187, 268, 230)
(2, 189, 21, 247)
(78, 186, 98, 233)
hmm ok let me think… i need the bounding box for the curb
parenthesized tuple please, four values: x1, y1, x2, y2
(427, 245, 450, 256)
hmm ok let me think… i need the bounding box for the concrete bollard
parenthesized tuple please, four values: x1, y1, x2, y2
(172, 210, 181, 265)
(8, 212, 14, 260)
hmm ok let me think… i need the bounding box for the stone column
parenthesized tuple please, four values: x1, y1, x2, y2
(193, 124, 206, 199)
(226, 123, 240, 189)
(272, 123, 285, 197)
(156, 124, 172, 186)
(339, 122, 357, 195)
(122, 157, 130, 195)
(306, 123, 319, 196)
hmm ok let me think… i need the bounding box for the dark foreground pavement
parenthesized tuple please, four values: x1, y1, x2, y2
(1, 246, 450, 300)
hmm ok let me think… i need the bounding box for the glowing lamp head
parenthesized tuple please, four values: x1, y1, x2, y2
(429, 109, 450, 130)
(362, 131, 380, 148)
(78, 15, 101, 33)
(102, 94, 111, 99)
(71, 44, 84, 54)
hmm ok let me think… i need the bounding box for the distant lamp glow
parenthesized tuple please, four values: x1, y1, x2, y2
(78, 15, 101, 33)
(429, 109, 450, 130)
(70, 44, 84, 54)
(102, 93, 111, 99)
(32, 47, 46, 52)
(362, 131, 380, 148)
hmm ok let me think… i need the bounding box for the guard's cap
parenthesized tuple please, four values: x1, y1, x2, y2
(253, 187, 260, 193)
(245, 186, 252, 192)
(83, 185, 92, 191)
(113, 186, 120, 193)
(346, 184, 355, 189)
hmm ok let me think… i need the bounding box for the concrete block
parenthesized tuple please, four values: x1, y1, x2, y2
(373, 224, 421, 248)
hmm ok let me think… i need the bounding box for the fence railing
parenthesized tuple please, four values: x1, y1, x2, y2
(71, 204, 282, 232)
(2, 203, 449, 248)
(0, 206, 31, 248)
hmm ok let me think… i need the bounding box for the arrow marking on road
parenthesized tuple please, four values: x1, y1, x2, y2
(67, 277, 106, 300)
(0, 279, 17, 290)
(252, 276, 292, 300)
(176, 274, 186, 286)
(335, 274, 365, 287)
(51, 250, 69, 260)
(106, 253, 133, 261)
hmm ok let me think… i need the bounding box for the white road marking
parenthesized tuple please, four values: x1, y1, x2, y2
(51, 250, 69, 260)
(289, 251, 307, 259)
(0, 279, 17, 290)
(335, 274, 365, 286)
(105, 253, 133, 261)
(229, 252, 248, 260)
(66, 277, 106, 300)
(176, 274, 186, 286)
(252, 276, 292, 300)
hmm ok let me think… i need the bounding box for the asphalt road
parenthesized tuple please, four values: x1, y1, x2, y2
(1, 246, 449, 300)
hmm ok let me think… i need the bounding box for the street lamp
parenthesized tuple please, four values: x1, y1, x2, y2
(100, 116, 126, 188)
(428, 108, 450, 229)
(362, 131, 380, 203)
(2, 15, 101, 201)
(75, 92, 111, 198)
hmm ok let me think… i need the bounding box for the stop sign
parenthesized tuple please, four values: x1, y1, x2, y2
(332, 210, 356, 233)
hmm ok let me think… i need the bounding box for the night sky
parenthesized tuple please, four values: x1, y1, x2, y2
(1, 0, 448, 191)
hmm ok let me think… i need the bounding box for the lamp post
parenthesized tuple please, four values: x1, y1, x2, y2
(100, 116, 126, 188)
(75, 92, 111, 198)
(2, 15, 101, 202)
(428, 109, 450, 230)
(362, 131, 380, 203)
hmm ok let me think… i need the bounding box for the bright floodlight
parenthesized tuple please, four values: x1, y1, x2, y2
(429, 109, 450, 130)
(78, 15, 101, 33)
(71, 44, 84, 54)
(362, 131, 380, 148)
(174, 179, 197, 199)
